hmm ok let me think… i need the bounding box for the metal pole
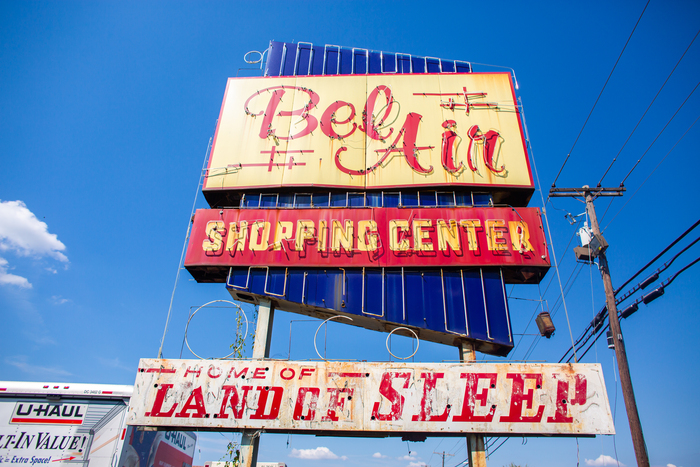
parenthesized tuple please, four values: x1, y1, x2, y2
(240, 299, 275, 467)
(460, 341, 486, 467)
(584, 188, 650, 467)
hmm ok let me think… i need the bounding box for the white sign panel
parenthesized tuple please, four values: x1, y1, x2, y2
(127, 359, 614, 436)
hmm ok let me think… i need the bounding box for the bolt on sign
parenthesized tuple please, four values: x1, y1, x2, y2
(127, 359, 614, 436)
(203, 73, 532, 198)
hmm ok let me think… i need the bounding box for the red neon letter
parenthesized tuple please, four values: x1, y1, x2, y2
(499, 373, 545, 423)
(412, 372, 450, 422)
(371, 372, 411, 421)
(453, 373, 497, 422)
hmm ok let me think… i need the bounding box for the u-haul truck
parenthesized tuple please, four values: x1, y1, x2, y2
(0, 382, 196, 467)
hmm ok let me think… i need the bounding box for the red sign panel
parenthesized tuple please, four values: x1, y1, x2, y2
(184, 207, 549, 271)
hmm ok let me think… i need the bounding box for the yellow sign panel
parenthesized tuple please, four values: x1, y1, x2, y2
(204, 73, 533, 192)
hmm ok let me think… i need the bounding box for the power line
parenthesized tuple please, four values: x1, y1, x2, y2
(551, 0, 650, 188)
(620, 80, 700, 186)
(604, 113, 700, 231)
(597, 29, 699, 186)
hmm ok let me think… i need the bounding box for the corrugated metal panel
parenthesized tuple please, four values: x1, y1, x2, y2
(128, 359, 615, 437)
(227, 266, 513, 356)
(264, 41, 472, 77)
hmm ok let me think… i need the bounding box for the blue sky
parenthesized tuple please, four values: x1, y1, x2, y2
(1, 1, 699, 466)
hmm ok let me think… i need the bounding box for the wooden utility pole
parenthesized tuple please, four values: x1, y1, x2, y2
(433, 450, 454, 467)
(550, 186, 649, 467)
(459, 341, 487, 467)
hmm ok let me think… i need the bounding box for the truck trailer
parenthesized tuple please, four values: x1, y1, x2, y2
(0, 382, 196, 467)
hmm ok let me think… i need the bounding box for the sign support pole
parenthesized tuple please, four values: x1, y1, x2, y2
(460, 341, 487, 467)
(240, 299, 275, 467)
(550, 185, 649, 467)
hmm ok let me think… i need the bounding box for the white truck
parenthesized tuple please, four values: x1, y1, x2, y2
(0, 382, 196, 467)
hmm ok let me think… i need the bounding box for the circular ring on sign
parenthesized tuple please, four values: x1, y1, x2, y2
(244, 50, 264, 64)
(386, 327, 420, 360)
(184, 300, 249, 360)
(314, 315, 353, 361)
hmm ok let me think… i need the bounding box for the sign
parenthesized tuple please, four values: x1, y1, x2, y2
(127, 359, 614, 437)
(203, 73, 532, 193)
(9, 403, 87, 425)
(184, 207, 549, 276)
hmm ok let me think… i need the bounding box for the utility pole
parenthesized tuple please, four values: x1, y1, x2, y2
(433, 450, 454, 467)
(550, 186, 649, 467)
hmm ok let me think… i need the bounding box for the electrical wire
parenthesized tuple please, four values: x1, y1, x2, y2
(597, 29, 699, 186)
(620, 80, 700, 186)
(604, 114, 700, 232)
(158, 135, 213, 358)
(551, 0, 650, 188)
(519, 96, 579, 362)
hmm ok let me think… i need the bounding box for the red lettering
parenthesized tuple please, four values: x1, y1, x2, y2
(361, 86, 394, 141)
(207, 366, 221, 378)
(467, 125, 504, 174)
(218, 385, 252, 419)
(547, 374, 587, 423)
(321, 101, 357, 140)
(244, 86, 320, 142)
(227, 367, 249, 379)
(440, 120, 464, 173)
(335, 113, 432, 176)
(371, 372, 411, 421)
(300, 368, 315, 379)
(252, 368, 267, 379)
(174, 387, 207, 418)
(323, 388, 353, 421)
(292, 387, 320, 421)
(184, 367, 201, 378)
(280, 368, 295, 380)
(249, 386, 283, 420)
(499, 373, 545, 423)
(453, 373, 497, 422)
(145, 384, 178, 417)
(412, 372, 450, 422)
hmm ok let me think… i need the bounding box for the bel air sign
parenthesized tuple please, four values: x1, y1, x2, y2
(204, 73, 532, 193)
(128, 359, 614, 437)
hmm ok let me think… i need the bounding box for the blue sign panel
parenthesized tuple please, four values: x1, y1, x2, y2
(264, 41, 472, 77)
(227, 266, 513, 356)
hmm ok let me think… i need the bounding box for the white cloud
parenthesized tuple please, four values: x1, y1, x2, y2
(408, 463, 427, 467)
(290, 447, 346, 460)
(5, 355, 71, 377)
(0, 257, 31, 288)
(399, 454, 417, 461)
(50, 295, 71, 305)
(667, 464, 682, 467)
(0, 201, 68, 288)
(0, 200, 68, 261)
(585, 454, 624, 466)
(372, 452, 388, 458)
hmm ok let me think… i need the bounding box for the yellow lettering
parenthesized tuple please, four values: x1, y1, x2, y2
(486, 219, 508, 251)
(413, 219, 433, 252)
(295, 220, 316, 251)
(437, 219, 460, 252)
(202, 221, 225, 252)
(272, 221, 293, 250)
(249, 221, 271, 251)
(331, 220, 354, 252)
(509, 221, 534, 252)
(357, 220, 379, 251)
(389, 220, 410, 251)
(459, 219, 481, 251)
(225, 221, 248, 252)
(317, 220, 327, 252)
